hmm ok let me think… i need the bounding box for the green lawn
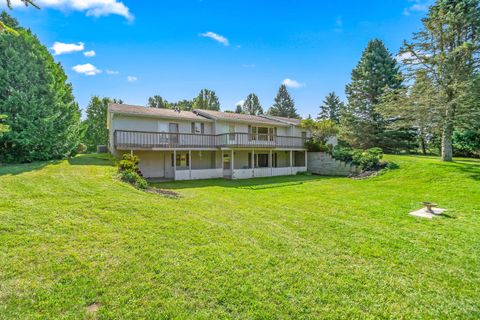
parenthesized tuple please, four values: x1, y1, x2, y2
(0, 154, 479, 319)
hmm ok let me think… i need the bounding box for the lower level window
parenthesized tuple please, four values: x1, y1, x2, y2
(172, 153, 189, 167)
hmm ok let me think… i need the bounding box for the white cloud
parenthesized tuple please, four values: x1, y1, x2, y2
(7, 0, 134, 21)
(83, 50, 96, 57)
(200, 31, 229, 46)
(396, 51, 414, 62)
(106, 69, 119, 75)
(127, 76, 138, 82)
(72, 63, 101, 76)
(282, 78, 305, 89)
(51, 41, 84, 55)
(403, 0, 433, 16)
(236, 100, 245, 107)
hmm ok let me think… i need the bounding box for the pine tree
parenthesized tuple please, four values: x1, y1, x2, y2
(235, 104, 243, 114)
(0, 12, 81, 163)
(147, 95, 170, 108)
(192, 89, 220, 111)
(342, 39, 403, 149)
(318, 92, 344, 123)
(401, 0, 480, 161)
(83, 96, 112, 151)
(243, 93, 263, 115)
(268, 84, 299, 118)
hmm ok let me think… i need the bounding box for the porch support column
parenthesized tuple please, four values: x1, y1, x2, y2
(290, 150, 293, 175)
(189, 150, 192, 180)
(231, 149, 234, 178)
(252, 149, 255, 178)
(269, 150, 273, 176)
(304, 151, 308, 170)
(173, 150, 177, 181)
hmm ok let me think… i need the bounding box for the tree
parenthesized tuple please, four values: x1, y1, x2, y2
(82, 96, 112, 151)
(1, 1, 38, 35)
(268, 84, 299, 118)
(235, 104, 243, 114)
(318, 92, 344, 123)
(342, 39, 403, 149)
(172, 99, 193, 111)
(0, 12, 81, 163)
(243, 93, 263, 115)
(401, 0, 480, 161)
(301, 118, 339, 151)
(147, 95, 170, 109)
(192, 89, 220, 111)
(379, 71, 441, 155)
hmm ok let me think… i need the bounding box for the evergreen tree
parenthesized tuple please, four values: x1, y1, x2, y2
(268, 84, 299, 118)
(235, 104, 243, 114)
(1, 0, 38, 35)
(342, 39, 403, 149)
(83, 96, 112, 151)
(243, 93, 263, 115)
(401, 0, 480, 161)
(147, 95, 170, 108)
(318, 92, 344, 123)
(192, 89, 220, 111)
(379, 71, 441, 155)
(0, 12, 81, 163)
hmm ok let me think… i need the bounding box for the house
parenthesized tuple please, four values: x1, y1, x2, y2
(107, 103, 311, 180)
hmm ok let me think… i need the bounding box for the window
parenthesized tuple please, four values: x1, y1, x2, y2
(255, 154, 269, 168)
(301, 131, 307, 141)
(223, 153, 231, 168)
(257, 127, 269, 141)
(249, 126, 277, 141)
(191, 122, 205, 134)
(173, 152, 189, 167)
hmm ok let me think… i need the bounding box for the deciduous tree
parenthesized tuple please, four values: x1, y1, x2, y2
(401, 0, 480, 161)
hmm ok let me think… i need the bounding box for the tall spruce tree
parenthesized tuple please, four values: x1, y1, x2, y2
(268, 84, 299, 118)
(0, 12, 81, 163)
(342, 39, 403, 149)
(192, 89, 220, 111)
(318, 92, 344, 123)
(401, 0, 480, 161)
(243, 93, 263, 115)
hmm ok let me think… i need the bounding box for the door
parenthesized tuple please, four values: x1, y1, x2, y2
(223, 152, 231, 177)
(164, 152, 174, 179)
(169, 123, 179, 145)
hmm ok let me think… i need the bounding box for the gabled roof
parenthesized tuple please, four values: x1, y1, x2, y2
(260, 115, 302, 126)
(108, 103, 212, 122)
(193, 109, 289, 126)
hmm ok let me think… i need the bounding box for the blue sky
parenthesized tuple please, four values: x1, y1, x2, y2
(5, 0, 432, 117)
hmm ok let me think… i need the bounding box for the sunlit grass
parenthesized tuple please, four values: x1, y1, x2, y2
(0, 154, 479, 319)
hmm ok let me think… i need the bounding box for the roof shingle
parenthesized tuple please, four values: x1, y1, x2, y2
(108, 103, 212, 122)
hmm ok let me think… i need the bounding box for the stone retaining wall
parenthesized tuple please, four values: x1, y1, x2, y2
(307, 152, 359, 176)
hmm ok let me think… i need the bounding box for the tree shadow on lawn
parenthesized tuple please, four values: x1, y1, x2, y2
(67, 153, 115, 166)
(0, 159, 61, 177)
(151, 174, 337, 190)
(431, 158, 480, 181)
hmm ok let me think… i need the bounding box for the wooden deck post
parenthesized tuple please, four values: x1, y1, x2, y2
(290, 150, 293, 175)
(173, 150, 177, 180)
(269, 149, 273, 176)
(231, 149, 234, 178)
(189, 150, 192, 180)
(252, 149, 255, 177)
(304, 151, 308, 170)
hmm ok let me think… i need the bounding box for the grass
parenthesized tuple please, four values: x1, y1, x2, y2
(0, 153, 479, 319)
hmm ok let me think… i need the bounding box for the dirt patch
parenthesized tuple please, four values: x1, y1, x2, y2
(146, 187, 180, 198)
(86, 302, 100, 313)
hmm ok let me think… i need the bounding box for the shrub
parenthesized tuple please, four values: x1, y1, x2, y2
(117, 153, 148, 189)
(120, 169, 148, 189)
(332, 146, 384, 171)
(351, 148, 383, 171)
(304, 139, 332, 152)
(76, 143, 87, 154)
